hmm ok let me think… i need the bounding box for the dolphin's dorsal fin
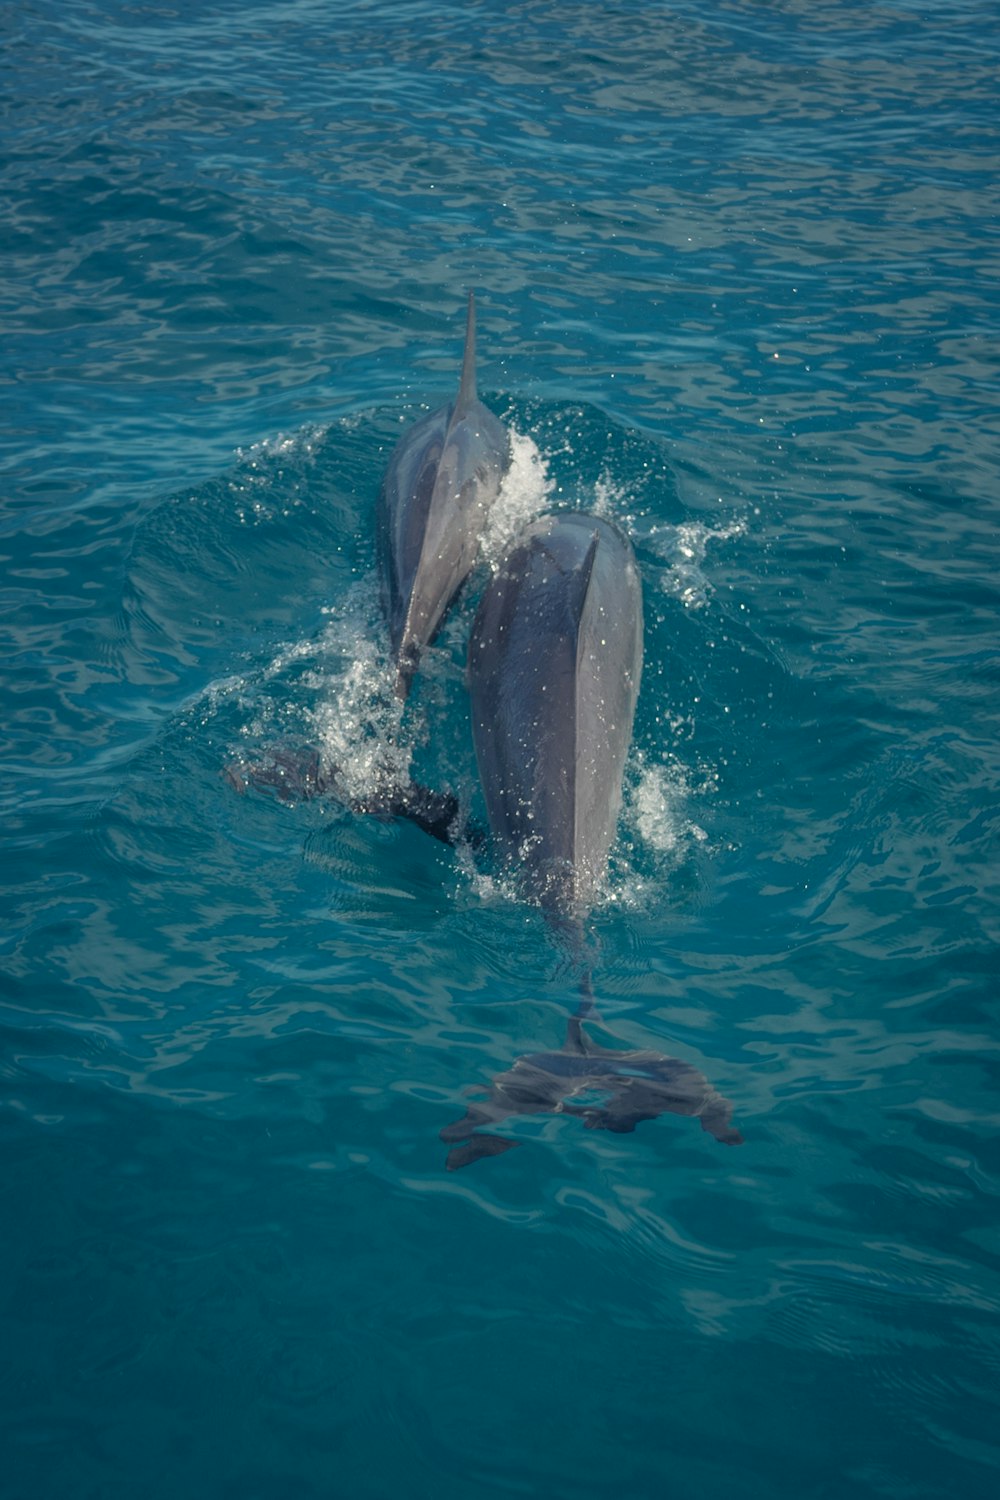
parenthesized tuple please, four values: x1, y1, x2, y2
(454, 290, 478, 417)
(567, 530, 600, 637)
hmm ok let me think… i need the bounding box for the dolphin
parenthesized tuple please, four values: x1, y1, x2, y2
(466, 511, 643, 920)
(440, 511, 741, 1166)
(440, 1018, 744, 1169)
(377, 292, 510, 700)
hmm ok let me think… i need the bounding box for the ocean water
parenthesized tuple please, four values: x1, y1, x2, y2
(2, 1, 999, 1495)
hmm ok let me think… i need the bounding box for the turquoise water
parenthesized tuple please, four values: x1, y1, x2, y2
(3, 1, 999, 1495)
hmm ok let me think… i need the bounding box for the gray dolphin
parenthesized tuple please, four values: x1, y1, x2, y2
(440, 511, 741, 1166)
(440, 1019, 744, 1169)
(467, 511, 643, 920)
(377, 292, 510, 700)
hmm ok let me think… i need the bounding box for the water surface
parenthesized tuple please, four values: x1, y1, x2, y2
(2, 3, 999, 1497)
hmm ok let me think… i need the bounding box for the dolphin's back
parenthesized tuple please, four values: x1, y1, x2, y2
(468, 512, 642, 914)
(377, 406, 450, 652)
(377, 293, 510, 699)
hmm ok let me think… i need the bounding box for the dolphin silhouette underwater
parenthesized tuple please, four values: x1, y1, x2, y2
(377, 291, 510, 700)
(438, 512, 742, 1166)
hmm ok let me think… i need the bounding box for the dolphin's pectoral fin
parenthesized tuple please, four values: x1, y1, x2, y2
(439, 1104, 502, 1143)
(440, 1095, 522, 1171)
(373, 782, 463, 845)
(445, 1134, 520, 1171)
(699, 1108, 744, 1147)
(225, 744, 472, 846)
(637, 1055, 743, 1145)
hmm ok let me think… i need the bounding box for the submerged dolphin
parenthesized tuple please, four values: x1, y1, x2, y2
(466, 511, 643, 919)
(441, 511, 741, 1166)
(440, 1017, 743, 1169)
(377, 292, 510, 700)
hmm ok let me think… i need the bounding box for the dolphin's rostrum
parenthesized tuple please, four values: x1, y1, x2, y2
(377, 292, 510, 700)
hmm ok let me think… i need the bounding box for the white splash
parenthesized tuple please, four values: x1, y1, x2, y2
(228, 423, 330, 524)
(235, 424, 328, 466)
(649, 517, 745, 609)
(307, 582, 411, 804)
(627, 751, 711, 858)
(592, 469, 629, 520)
(479, 429, 553, 569)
